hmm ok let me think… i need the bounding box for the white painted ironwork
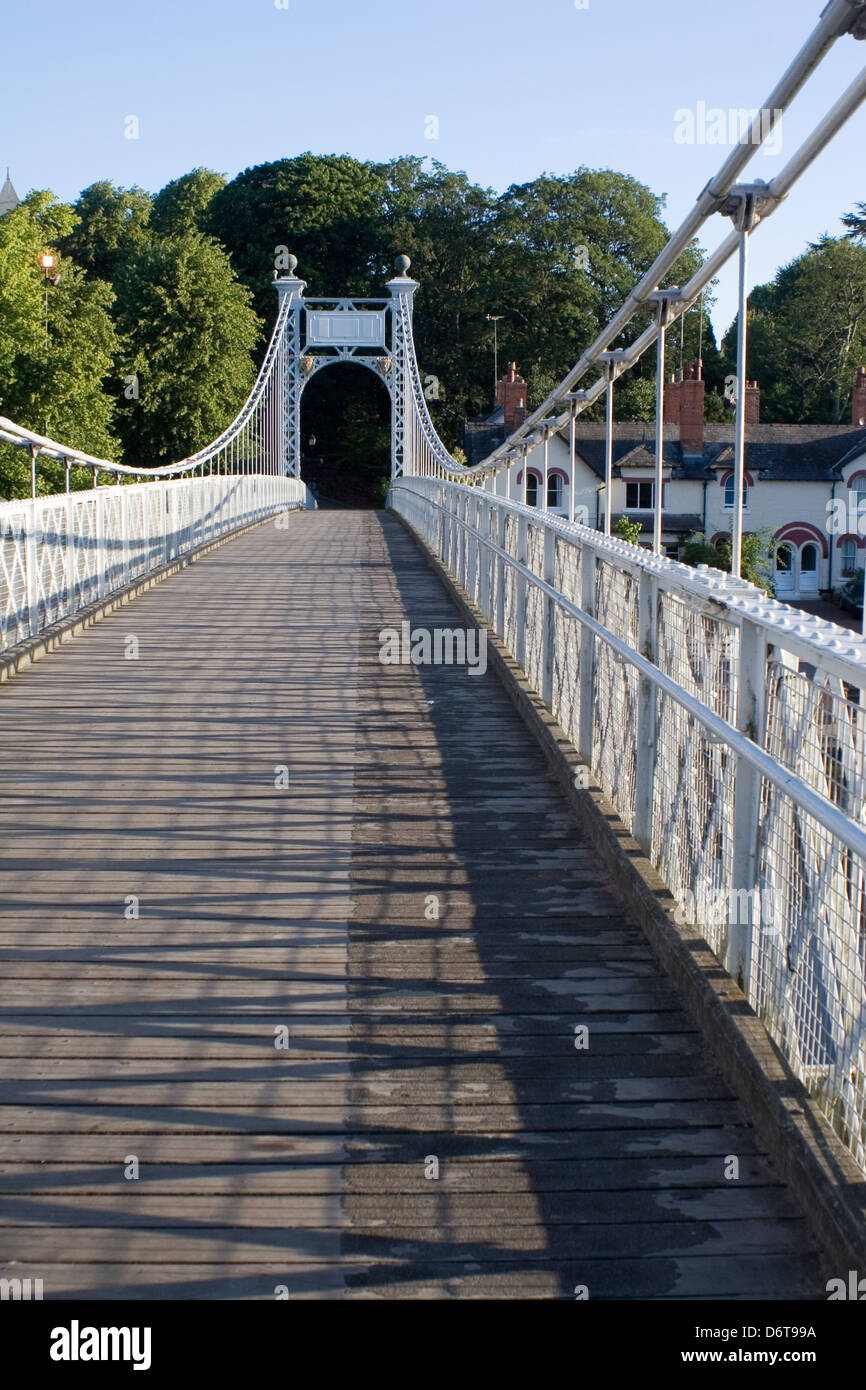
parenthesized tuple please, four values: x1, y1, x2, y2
(391, 476, 866, 1174)
(0, 474, 303, 653)
(0, 284, 308, 648)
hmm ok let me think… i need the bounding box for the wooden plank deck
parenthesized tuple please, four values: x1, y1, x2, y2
(0, 509, 826, 1299)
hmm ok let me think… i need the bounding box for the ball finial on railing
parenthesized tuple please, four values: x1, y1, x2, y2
(287, 254, 298, 275)
(395, 254, 411, 276)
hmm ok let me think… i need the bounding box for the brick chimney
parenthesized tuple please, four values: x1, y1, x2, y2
(495, 363, 527, 433)
(853, 366, 866, 427)
(679, 359, 705, 456)
(744, 379, 760, 424)
(664, 371, 682, 424)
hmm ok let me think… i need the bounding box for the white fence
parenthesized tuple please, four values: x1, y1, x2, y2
(0, 474, 304, 652)
(391, 476, 866, 1174)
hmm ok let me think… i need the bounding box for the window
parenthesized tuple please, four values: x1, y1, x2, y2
(800, 544, 817, 573)
(775, 543, 792, 573)
(625, 481, 654, 510)
(842, 538, 857, 573)
(855, 482, 866, 512)
(724, 476, 750, 510)
(525, 473, 539, 507)
(547, 474, 563, 509)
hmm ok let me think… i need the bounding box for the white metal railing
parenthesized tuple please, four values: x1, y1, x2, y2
(391, 477, 866, 1174)
(0, 473, 304, 652)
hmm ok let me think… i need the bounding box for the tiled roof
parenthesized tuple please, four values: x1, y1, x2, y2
(563, 422, 866, 482)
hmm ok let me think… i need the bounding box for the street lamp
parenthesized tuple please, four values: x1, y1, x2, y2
(40, 253, 60, 349)
(486, 314, 504, 400)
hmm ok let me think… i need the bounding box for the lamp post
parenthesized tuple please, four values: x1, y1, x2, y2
(39, 253, 59, 350)
(486, 314, 504, 400)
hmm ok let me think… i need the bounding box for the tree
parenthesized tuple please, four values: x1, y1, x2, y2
(679, 529, 775, 596)
(205, 154, 389, 323)
(112, 231, 261, 467)
(59, 181, 152, 284)
(491, 170, 705, 423)
(150, 168, 227, 237)
(382, 158, 499, 440)
(0, 191, 119, 499)
(613, 516, 642, 544)
(842, 202, 866, 242)
(724, 236, 866, 423)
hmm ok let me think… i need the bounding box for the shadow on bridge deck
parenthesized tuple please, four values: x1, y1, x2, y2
(0, 509, 826, 1299)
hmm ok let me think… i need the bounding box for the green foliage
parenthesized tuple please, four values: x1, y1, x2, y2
(613, 515, 642, 545)
(112, 231, 261, 467)
(150, 169, 227, 237)
(59, 182, 152, 283)
(842, 202, 866, 242)
(0, 191, 119, 500)
(205, 153, 390, 321)
(679, 528, 776, 596)
(724, 236, 866, 423)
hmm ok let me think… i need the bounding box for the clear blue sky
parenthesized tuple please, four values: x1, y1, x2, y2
(2, 0, 864, 340)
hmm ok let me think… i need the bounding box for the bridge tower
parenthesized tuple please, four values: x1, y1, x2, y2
(272, 255, 421, 481)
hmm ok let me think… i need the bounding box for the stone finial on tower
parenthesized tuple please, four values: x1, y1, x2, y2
(395, 254, 412, 276)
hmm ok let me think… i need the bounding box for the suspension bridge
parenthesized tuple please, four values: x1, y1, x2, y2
(1, 0, 866, 1300)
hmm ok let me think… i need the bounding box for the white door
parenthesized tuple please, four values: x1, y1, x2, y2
(775, 542, 795, 598)
(799, 543, 819, 595)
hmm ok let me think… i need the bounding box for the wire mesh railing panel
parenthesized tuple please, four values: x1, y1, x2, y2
(0, 510, 29, 648)
(592, 641, 639, 828)
(753, 789, 866, 1168)
(33, 501, 69, 631)
(126, 492, 148, 582)
(595, 558, 638, 647)
(765, 662, 866, 818)
(552, 536, 583, 750)
(651, 694, 736, 958)
(71, 497, 98, 611)
(657, 591, 739, 723)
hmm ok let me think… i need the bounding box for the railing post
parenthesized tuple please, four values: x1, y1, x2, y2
(578, 543, 597, 766)
(540, 524, 556, 708)
(727, 614, 768, 991)
(515, 514, 529, 672)
(164, 486, 171, 564)
(632, 569, 659, 852)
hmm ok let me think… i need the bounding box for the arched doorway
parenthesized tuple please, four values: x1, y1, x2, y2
(300, 364, 391, 508)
